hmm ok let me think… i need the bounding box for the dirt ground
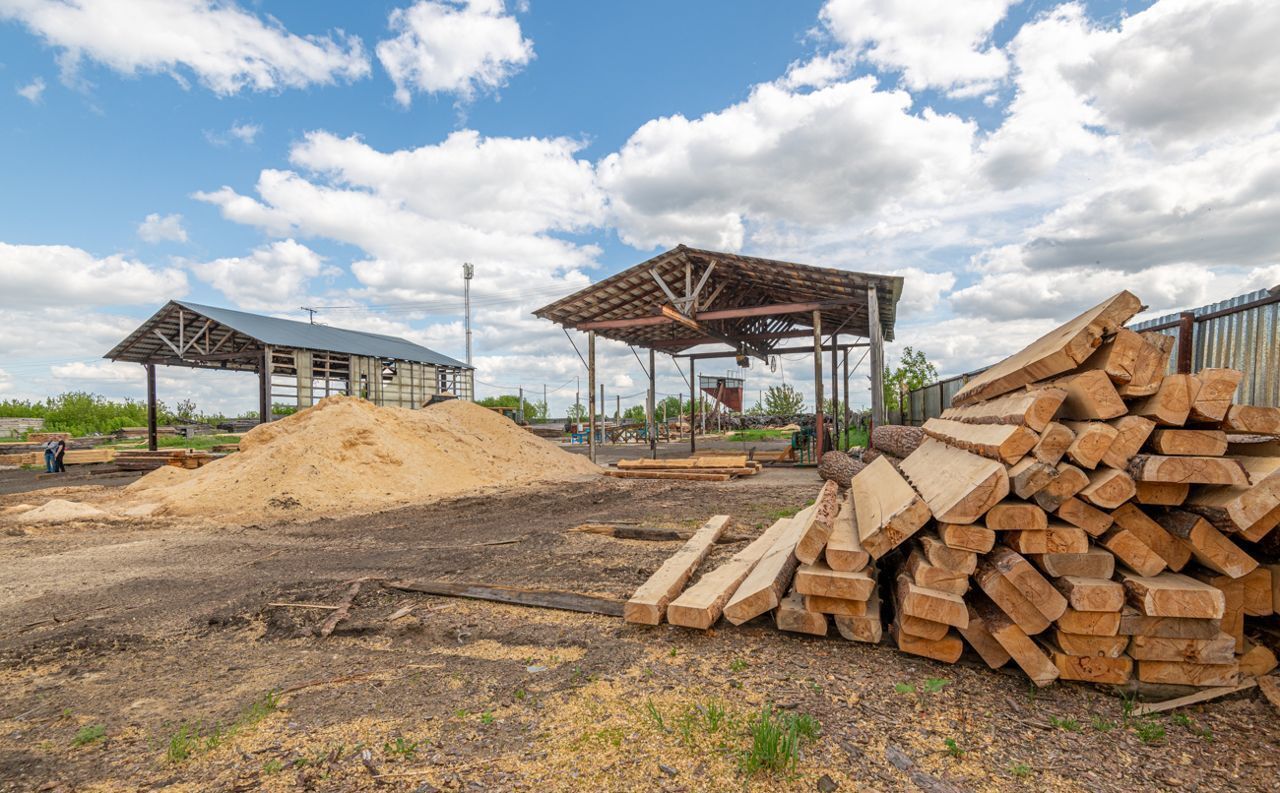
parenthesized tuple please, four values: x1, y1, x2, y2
(1, 451, 1277, 792)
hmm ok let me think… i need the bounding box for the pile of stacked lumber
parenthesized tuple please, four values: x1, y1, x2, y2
(604, 455, 764, 481)
(1, 448, 116, 466)
(112, 449, 219, 471)
(626, 291, 1280, 693)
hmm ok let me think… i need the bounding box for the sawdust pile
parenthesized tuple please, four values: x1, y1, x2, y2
(132, 396, 598, 521)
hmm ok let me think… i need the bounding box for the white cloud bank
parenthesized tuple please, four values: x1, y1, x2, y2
(137, 212, 189, 244)
(0, 0, 370, 94)
(376, 0, 533, 106)
(0, 242, 187, 307)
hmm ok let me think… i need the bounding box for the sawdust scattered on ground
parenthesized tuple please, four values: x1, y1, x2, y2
(119, 396, 599, 522)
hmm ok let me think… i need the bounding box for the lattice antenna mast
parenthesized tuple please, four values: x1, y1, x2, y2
(462, 263, 474, 366)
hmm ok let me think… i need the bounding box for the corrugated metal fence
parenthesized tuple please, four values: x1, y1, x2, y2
(900, 286, 1280, 425)
(1128, 287, 1280, 407)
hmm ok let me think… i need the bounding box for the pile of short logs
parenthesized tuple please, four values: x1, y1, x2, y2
(626, 291, 1280, 693)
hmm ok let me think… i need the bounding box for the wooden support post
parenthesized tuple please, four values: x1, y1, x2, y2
(868, 285, 885, 430)
(689, 356, 697, 455)
(831, 343, 840, 452)
(842, 348, 850, 451)
(1176, 311, 1195, 374)
(145, 363, 158, 452)
(259, 345, 272, 425)
(588, 331, 596, 464)
(648, 346, 657, 459)
(813, 310, 824, 461)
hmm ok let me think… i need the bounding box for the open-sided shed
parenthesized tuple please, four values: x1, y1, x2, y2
(106, 300, 473, 449)
(534, 244, 903, 460)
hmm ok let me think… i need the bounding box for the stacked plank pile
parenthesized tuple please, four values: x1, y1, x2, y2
(2, 448, 116, 466)
(604, 455, 764, 481)
(626, 291, 1280, 693)
(113, 449, 218, 471)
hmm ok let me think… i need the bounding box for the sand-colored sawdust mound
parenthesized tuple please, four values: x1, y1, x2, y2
(132, 395, 598, 521)
(15, 499, 108, 523)
(123, 465, 191, 492)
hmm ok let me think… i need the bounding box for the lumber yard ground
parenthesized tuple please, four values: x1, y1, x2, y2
(0, 445, 1277, 792)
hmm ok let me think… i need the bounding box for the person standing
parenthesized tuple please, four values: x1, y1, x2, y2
(54, 439, 67, 473)
(42, 439, 57, 473)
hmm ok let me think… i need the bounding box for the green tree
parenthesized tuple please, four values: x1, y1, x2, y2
(623, 404, 647, 422)
(566, 402, 587, 421)
(476, 394, 547, 420)
(884, 347, 939, 412)
(763, 383, 805, 414)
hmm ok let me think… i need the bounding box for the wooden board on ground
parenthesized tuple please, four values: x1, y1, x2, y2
(905, 549, 969, 595)
(794, 479, 840, 565)
(1050, 629, 1129, 658)
(921, 418, 1038, 465)
(989, 546, 1069, 622)
(723, 506, 814, 625)
(1184, 456, 1280, 541)
(1135, 481, 1189, 505)
(937, 522, 995, 553)
(851, 455, 932, 559)
(897, 572, 968, 626)
(1128, 454, 1248, 486)
(1053, 576, 1123, 613)
(1129, 633, 1236, 664)
(957, 603, 1012, 669)
(384, 580, 624, 617)
(1101, 415, 1157, 469)
(1150, 429, 1228, 456)
(940, 387, 1066, 432)
(1118, 332, 1175, 398)
(1130, 374, 1198, 427)
(1057, 608, 1121, 637)
(834, 590, 883, 644)
(1189, 368, 1244, 424)
(1031, 547, 1115, 579)
(973, 594, 1060, 687)
(805, 593, 867, 617)
(1055, 497, 1113, 537)
(950, 291, 1142, 407)
(1009, 458, 1058, 499)
(917, 532, 977, 574)
(1241, 566, 1274, 616)
(1154, 509, 1257, 579)
(667, 514, 798, 629)
(1043, 640, 1133, 685)
(617, 456, 748, 469)
(1062, 421, 1119, 469)
(1077, 468, 1135, 510)
(1111, 503, 1192, 571)
(1120, 571, 1226, 619)
(794, 560, 876, 602)
(1032, 463, 1089, 512)
(974, 560, 1051, 635)
(985, 500, 1047, 531)
(1098, 525, 1166, 577)
(624, 515, 730, 624)
(896, 437, 1003, 524)
(1137, 660, 1239, 687)
(1080, 328, 1146, 384)
(1005, 525, 1088, 555)
(603, 470, 734, 481)
(775, 589, 828, 636)
(1222, 405, 1280, 435)
(890, 621, 963, 663)
(1049, 370, 1128, 421)
(1033, 422, 1076, 466)
(823, 494, 869, 572)
(1118, 607, 1221, 639)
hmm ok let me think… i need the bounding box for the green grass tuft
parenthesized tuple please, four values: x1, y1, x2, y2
(739, 705, 818, 776)
(71, 724, 106, 746)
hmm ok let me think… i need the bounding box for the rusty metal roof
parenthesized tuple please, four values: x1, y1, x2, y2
(533, 245, 902, 351)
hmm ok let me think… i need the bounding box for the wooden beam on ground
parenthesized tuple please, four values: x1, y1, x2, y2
(1184, 456, 1280, 541)
(1153, 510, 1257, 579)
(1032, 463, 1090, 512)
(795, 560, 876, 601)
(1098, 524, 1166, 577)
(1101, 415, 1157, 469)
(896, 572, 969, 626)
(1077, 467, 1136, 509)
(985, 500, 1047, 531)
(990, 546, 1068, 622)
(851, 455, 932, 558)
(1150, 429, 1228, 456)
(1129, 633, 1236, 665)
(602, 470, 734, 481)
(898, 438, 1008, 525)
(921, 418, 1038, 465)
(950, 291, 1142, 407)
(1130, 680, 1257, 716)
(1050, 630, 1129, 658)
(1128, 454, 1248, 486)
(1032, 422, 1075, 466)
(1031, 547, 1116, 579)
(917, 532, 977, 574)
(904, 550, 969, 595)
(1137, 660, 1239, 687)
(957, 603, 1012, 669)
(940, 387, 1066, 432)
(891, 621, 963, 663)
(1135, 481, 1189, 505)
(833, 589, 883, 644)
(972, 594, 1060, 687)
(1062, 421, 1119, 469)
(1047, 370, 1128, 420)
(1130, 374, 1198, 427)
(1057, 608, 1121, 637)
(1005, 524, 1089, 554)
(1055, 497, 1113, 537)
(1120, 571, 1226, 619)
(1053, 576, 1124, 613)
(775, 589, 829, 636)
(1043, 640, 1133, 685)
(1222, 405, 1280, 435)
(1079, 328, 1146, 384)
(384, 580, 624, 617)
(1009, 458, 1058, 499)
(1118, 607, 1221, 639)
(824, 493, 869, 572)
(667, 515, 797, 629)
(1110, 503, 1191, 571)
(625, 515, 730, 624)
(723, 507, 813, 625)
(1189, 368, 1244, 423)
(795, 480, 841, 565)
(937, 522, 995, 553)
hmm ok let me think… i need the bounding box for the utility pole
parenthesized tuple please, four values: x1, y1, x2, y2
(542, 383, 547, 422)
(462, 262, 474, 366)
(518, 386, 524, 424)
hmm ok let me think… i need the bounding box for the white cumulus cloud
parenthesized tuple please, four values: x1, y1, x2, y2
(0, 0, 371, 94)
(137, 212, 189, 243)
(376, 0, 533, 105)
(190, 239, 335, 312)
(0, 242, 187, 308)
(16, 75, 45, 102)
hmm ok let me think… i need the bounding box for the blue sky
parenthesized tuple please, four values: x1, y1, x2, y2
(1, 0, 1276, 415)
